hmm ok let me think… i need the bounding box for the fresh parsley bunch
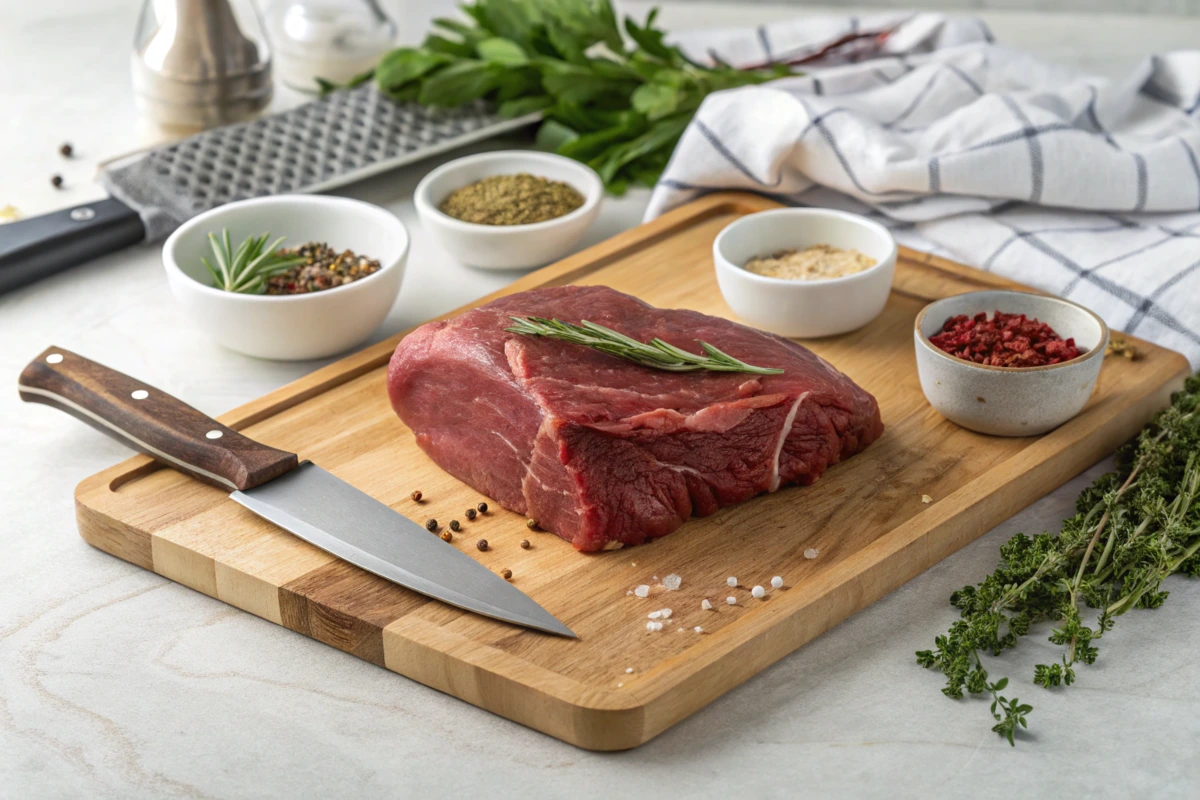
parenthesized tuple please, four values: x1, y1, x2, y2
(335, 0, 790, 193)
(917, 372, 1200, 745)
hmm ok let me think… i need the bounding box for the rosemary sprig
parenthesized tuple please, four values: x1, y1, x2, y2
(505, 316, 784, 375)
(916, 373, 1200, 745)
(201, 229, 306, 294)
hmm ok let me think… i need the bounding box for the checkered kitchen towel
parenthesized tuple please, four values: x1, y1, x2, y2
(649, 13, 1200, 368)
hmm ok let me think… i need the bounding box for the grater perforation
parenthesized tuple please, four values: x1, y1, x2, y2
(101, 84, 539, 240)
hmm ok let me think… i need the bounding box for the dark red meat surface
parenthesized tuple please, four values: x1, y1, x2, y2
(387, 286, 883, 552)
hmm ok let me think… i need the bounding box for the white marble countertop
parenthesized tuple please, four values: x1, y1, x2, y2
(3, 2, 1200, 797)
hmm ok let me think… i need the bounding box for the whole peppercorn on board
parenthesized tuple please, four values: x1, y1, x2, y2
(71, 193, 1189, 750)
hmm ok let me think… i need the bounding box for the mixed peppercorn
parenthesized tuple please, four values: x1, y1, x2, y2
(265, 242, 381, 295)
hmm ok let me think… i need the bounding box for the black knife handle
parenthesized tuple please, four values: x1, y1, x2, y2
(17, 346, 298, 491)
(0, 197, 146, 294)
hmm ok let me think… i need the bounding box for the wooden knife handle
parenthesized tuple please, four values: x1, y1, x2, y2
(17, 346, 298, 491)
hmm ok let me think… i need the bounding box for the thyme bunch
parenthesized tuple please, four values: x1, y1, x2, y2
(917, 373, 1200, 745)
(506, 316, 784, 374)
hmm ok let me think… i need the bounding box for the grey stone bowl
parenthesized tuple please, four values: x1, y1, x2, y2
(914, 290, 1109, 436)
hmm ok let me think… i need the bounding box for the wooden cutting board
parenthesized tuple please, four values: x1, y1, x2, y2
(73, 193, 1189, 750)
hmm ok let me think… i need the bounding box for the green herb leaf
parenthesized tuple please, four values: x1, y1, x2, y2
(349, 0, 798, 191)
(418, 60, 503, 106)
(477, 37, 529, 66)
(534, 118, 581, 151)
(544, 19, 588, 65)
(917, 372, 1200, 745)
(630, 82, 681, 120)
(594, 113, 690, 183)
(623, 11, 680, 65)
(375, 48, 454, 92)
(498, 95, 556, 118)
(506, 316, 785, 375)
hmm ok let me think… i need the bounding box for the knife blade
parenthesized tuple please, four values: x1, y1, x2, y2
(18, 346, 574, 638)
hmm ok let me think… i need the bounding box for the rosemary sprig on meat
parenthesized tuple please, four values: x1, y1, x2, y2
(916, 373, 1200, 745)
(506, 316, 784, 374)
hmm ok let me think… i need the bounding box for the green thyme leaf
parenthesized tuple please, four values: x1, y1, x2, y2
(917, 372, 1200, 745)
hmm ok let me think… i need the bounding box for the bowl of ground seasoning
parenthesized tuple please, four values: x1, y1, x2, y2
(415, 151, 602, 270)
(713, 208, 897, 337)
(163, 195, 408, 360)
(914, 290, 1109, 436)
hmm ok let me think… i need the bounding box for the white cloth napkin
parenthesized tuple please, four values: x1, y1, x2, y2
(650, 13, 1200, 369)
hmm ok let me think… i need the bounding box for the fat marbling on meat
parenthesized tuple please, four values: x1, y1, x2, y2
(387, 286, 883, 551)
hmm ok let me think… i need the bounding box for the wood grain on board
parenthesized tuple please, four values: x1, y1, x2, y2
(72, 193, 1190, 750)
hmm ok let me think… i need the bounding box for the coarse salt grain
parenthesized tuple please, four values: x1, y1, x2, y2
(694, 626, 703, 633)
(648, 610, 662, 620)
(701, 599, 713, 610)
(726, 576, 738, 587)
(634, 584, 650, 597)
(752, 585, 765, 599)
(726, 596, 737, 605)
(771, 576, 784, 589)
(663, 574, 682, 590)
(804, 548, 819, 559)
(646, 621, 663, 632)
(625, 667, 634, 674)
(617, 682, 624, 687)
(660, 608, 672, 619)
(677, 628, 684, 633)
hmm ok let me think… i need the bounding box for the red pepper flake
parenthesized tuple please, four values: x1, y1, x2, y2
(930, 311, 1081, 368)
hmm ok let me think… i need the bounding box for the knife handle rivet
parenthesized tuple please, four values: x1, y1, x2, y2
(205, 430, 223, 440)
(131, 389, 149, 400)
(46, 353, 63, 364)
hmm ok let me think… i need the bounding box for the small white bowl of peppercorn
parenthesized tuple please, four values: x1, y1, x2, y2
(414, 150, 603, 270)
(914, 290, 1109, 436)
(163, 195, 409, 361)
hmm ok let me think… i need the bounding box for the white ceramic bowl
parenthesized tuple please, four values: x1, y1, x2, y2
(163, 195, 408, 361)
(414, 150, 603, 270)
(713, 208, 897, 338)
(914, 290, 1109, 436)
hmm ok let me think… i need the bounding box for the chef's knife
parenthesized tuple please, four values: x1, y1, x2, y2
(18, 346, 574, 638)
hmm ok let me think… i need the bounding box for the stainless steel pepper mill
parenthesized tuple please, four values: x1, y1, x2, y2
(132, 0, 274, 129)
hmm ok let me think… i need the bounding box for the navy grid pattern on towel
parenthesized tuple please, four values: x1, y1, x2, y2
(649, 12, 1200, 368)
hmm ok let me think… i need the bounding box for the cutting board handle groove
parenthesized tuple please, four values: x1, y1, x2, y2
(17, 346, 298, 491)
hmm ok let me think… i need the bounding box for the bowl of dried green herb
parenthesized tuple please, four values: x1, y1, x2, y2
(163, 195, 408, 361)
(414, 151, 603, 270)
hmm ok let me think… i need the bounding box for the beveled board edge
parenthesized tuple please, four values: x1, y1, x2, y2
(72, 193, 1192, 750)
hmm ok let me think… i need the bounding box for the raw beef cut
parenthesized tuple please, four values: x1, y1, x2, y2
(387, 286, 883, 552)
